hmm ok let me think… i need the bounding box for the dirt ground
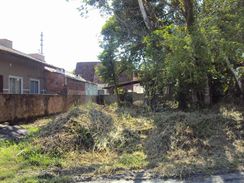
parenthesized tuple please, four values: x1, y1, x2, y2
(78, 172, 244, 183)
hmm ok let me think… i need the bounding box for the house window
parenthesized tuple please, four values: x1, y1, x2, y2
(30, 79, 40, 94)
(9, 76, 23, 94)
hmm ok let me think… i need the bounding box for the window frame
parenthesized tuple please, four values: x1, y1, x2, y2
(29, 78, 40, 94)
(8, 75, 23, 94)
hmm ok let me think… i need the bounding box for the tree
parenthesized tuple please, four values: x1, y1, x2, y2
(200, 0, 244, 96)
(97, 17, 134, 105)
(77, 0, 244, 108)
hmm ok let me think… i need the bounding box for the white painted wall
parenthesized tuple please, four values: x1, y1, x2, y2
(133, 84, 144, 94)
(85, 82, 98, 96)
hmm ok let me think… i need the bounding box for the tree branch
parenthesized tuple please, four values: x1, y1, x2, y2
(138, 0, 153, 30)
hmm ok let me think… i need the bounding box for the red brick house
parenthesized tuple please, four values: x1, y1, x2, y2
(75, 62, 100, 82)
(44, 67, 86, 95)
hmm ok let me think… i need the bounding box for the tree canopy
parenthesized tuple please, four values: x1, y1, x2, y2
(79, 0, 244, 108)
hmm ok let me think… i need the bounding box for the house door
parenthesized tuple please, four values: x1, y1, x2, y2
(0, 75, 3, 93)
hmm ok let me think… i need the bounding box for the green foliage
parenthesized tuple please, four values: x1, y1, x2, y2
(97, 16, 135, 104)
(200, 0, 244, 94)
(79, 0, 244, 107)
(140, 28, 168, 106)
(164, 25, 210, 88)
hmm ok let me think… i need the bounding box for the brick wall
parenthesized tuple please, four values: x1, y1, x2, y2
(44, 71, 66, 95)
(0, 94, 96, 123)
(66, 78, 85, 95)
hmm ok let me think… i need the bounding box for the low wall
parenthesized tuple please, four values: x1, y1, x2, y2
(103, 93, 144, 105)
(0, 94, 96, 123)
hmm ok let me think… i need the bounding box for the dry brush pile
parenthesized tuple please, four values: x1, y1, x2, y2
(145, 107, 244, 176)
(35, 104, 153, 156)
(34, 103, 243, 176)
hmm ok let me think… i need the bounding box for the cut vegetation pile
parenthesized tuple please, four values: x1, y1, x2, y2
(36, 103, 243, 177)
(1, 103, 243, 182)
(36, 104, 153, 156)
(146, 109, 244, 176)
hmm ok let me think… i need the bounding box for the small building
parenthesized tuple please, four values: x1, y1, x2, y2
(65, 72, 87, 95)
(75, 61, 108, 95)
(0, 39, 92, 96)
(44, 67, 87, 95)
(0, 39, 51, 94)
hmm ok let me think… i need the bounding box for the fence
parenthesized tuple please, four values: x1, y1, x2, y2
(0, 94, 96, 123)
(100, 93, 144, 105)
(0, 93, 145, 123)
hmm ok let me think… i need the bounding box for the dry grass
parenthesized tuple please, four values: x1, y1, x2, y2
(144, 107, 244, 177)
(33, 103, 243, 178)
(35, 104, 153, 156)
(1, 103, 242, 182)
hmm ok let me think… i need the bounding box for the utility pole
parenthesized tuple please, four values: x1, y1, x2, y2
(40, 32, 43, 55)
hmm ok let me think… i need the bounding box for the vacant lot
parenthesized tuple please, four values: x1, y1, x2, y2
(0, 103, 243, 182)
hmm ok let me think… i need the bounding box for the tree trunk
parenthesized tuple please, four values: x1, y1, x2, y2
(204, 76, 211, 105)
(178, 91, 187, 110)
(183, 0, 194, 31)
(225, 57, 243, 94)
(137, 0, 161, 31)
(114, 84, 121, 106)
(112, 67, 121, 106)
(191, 89, 198, 104)
(178, 81, 188, 110)
(183, 0, 211, 106)
(138, 0, 152, 30)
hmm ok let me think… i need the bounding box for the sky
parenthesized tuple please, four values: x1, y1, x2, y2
(0, 0, 106, 71)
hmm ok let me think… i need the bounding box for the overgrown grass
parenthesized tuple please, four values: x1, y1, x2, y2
(0, 141, 61, 182)
(0, 103, 243, 182)
(0, 119, 67, 183)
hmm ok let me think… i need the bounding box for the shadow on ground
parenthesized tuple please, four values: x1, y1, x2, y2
(0, 124, 28, 141)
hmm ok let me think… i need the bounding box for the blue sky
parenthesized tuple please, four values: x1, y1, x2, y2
(0, 0, 106, 71)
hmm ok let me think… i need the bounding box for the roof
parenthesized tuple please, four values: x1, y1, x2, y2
(0, 42, 99, 85)
(103, 80, 141, 89)
(44, 66, 96, 85)
(75, 62, 101, 82)
(0, 44, 58, 69)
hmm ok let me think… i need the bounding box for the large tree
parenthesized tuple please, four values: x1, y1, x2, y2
(97, 17, 134, 105)
(77, 0, 244, 108)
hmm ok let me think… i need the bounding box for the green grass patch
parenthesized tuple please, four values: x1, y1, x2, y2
(116, 151, 148, 169)
(0, 118, 63, 183)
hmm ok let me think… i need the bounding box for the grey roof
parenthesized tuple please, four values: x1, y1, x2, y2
(0, 44, 57, 69)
